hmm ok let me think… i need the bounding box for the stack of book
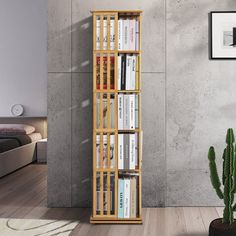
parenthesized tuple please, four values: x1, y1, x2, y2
(118, 177, 137, 218)
(96, 173, 115, 215)
(118, 133, 138, 170)
(118, 54, 138, 90)
(96, 16, 115, 50)
(96, 134, 115, 168)
(118, 18, 139, 50)
(96, 56, 115, 89)
(118, 94, 138, 130)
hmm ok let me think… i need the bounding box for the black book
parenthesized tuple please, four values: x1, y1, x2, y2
(121, 55, 126, 90)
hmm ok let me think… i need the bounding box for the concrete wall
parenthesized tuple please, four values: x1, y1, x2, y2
(48, 0, 236, 207)
(0, 0, 47, 117)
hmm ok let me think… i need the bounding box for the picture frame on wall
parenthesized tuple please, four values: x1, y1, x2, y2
(210, 11, 236, 59)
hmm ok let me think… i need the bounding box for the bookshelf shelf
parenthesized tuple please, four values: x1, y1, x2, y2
(91, 10, 143, 224)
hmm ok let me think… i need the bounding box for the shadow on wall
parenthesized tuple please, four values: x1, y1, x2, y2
(72, 16, 93, 72)
(71, 16, 93, 207)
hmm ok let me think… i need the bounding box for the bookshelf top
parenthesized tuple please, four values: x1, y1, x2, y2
(91, 10, 142, 14)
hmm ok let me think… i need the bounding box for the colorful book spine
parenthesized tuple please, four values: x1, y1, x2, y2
(118, 94, 124, 129)
(118, 179, 124, 218)
(124, 178, 130, 218)
(118, 134, 124, 169)
(129, 134, 135, 170)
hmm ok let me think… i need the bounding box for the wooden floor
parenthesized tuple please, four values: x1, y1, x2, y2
(0, 164, 223, 236)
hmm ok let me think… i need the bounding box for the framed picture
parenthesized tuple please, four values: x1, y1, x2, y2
(210, 11, 236, 59)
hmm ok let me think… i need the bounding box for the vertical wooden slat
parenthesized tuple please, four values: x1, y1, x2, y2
(107, 15, 111, 50)
(107, 171, 111, 215)
(107, 54, 111, 90)
(100, 171, 104, 216)
(100, 16, 104, 50)
(100, 132, 104, 169)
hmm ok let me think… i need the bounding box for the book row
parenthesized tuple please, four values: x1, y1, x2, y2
(96, 133, 139, 170)
(118, 177, 138, 218)
(95, 17, 140, 51)
(118, 133, 138, 170)
(118, 18, 139, 51)
(96, 94, 139, 130)
(118, 54, 139, 91)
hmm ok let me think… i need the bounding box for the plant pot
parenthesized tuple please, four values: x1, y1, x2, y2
(209, 218, 236, 236)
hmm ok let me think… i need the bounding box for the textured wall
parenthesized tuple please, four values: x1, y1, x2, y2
(48, 0, 236, 207)
(166, 0, 236, 206)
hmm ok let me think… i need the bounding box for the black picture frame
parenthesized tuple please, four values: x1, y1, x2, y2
(210, 11, 236, 60)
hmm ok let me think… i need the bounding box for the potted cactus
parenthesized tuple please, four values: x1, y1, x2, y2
(208, 128, 236, 236)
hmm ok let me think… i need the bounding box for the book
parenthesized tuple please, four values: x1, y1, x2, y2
(124, 134, 129, 169)
(135, 56, 139, 90)
(129, 134, 135, 170)
(130, 56, 136, 90)
(130, 177, 137, 218)
(135, 133, 138, 168)
(118, 134, 124, 169)
(123, 95, 129, 129)
(135, 95, 139, 129)
(96, 173, 100, 214)
(118, 178, 124, 218)
(96, 135, 100, 167)
(118, 19, 123, 50)
(96, 17, 100, 49)
(103, 18, 107, 50)
(124, 178, 130, 218)
(125, 55, 132, 90)
(118, 94, 124, 129)
(129, 19, 136, 50)
(121, 55, 126, 90)
(123, 20, 129, 50)
(118, 55, 122, 90)
(110, 17, 115, 50)
(110, 134, 115, 168)
(135, 19, 139, 50)
(129, 94, 135, 130)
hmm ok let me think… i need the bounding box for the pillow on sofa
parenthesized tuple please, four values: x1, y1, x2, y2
(0, 124, 35, 135)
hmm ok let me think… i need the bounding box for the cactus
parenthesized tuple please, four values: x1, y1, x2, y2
(208, 128, 236, 224)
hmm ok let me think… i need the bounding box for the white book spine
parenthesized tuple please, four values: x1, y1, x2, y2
(135, 133, 138, 167)
(118, 94, 124, 129)
(118, 20, 123, 50)
(123, 20, 129, 50)
(103, 19, 107, 50)
(130, 56, 136, 90)
(110, 17, 115, 50)
(118, 134, 124, 169)
(96, 18, 100, 49)
(123, 95, 129, 129)
(125, 56, 132, 90)
(129, 19, 136, 50)
(110, 134, 115, 168)
(129, 134, 135, 169)
(118, 56, 122, 90)
(124, 179, 130, 218)
(129, 94, 135, 130)
(103, 135, 107, 168)
(135, 20, 139, 50)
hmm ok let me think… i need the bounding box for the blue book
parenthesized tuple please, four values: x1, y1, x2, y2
(118, 179, 124, 218)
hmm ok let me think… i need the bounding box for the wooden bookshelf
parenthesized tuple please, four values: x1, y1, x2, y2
(91, 10, 142, 224)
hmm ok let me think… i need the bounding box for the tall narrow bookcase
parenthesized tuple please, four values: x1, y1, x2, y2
(91, 10, 142, 224)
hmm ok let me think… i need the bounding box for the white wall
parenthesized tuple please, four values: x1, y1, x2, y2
(0, 0, 47, 117)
